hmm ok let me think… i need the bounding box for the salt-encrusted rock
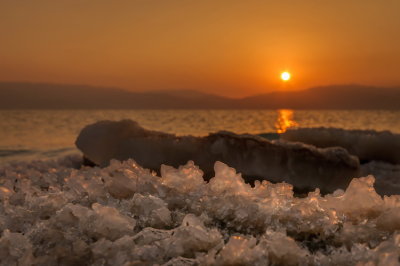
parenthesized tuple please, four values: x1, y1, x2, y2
(76, 120, 359, 193)
(282, 127, 400, 164)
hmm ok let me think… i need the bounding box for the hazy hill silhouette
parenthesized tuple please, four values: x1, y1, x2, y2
(0, 82, 399, 109)
(0, 82, 235, 109)
(240, 85, 400, 109)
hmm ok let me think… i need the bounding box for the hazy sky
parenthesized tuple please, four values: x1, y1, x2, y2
(1, 0, 400, 97)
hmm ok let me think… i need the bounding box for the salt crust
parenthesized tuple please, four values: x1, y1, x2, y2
(0, 155, 399, 265)
(282, 127, 400, 164)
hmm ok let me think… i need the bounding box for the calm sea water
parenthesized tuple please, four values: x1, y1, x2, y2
(1, 109, 399, 163)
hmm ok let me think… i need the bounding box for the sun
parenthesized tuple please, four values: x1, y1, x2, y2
(281, 71, 291, 82)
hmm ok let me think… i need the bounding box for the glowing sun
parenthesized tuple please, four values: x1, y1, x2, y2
(281, 71, 291, 81)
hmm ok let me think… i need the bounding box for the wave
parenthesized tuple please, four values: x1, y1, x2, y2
(0, 148, 77, 166)
(0, 149, 35, 157)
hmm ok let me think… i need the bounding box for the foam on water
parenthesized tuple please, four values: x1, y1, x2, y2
(1, 155, 400, 265)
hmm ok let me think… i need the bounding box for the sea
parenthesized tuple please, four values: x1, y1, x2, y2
(1, 109, 399, 164)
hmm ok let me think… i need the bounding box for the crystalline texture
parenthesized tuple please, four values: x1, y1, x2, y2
(0, 155, 399, 265)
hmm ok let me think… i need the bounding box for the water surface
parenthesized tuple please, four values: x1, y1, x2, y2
(1, 109, 399, 163)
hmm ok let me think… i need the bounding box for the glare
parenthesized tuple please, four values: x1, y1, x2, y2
(281, 71, 291, 81)
(275, 109, 298, 133)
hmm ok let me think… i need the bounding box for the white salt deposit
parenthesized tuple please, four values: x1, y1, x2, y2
(1, 155, 400, 265)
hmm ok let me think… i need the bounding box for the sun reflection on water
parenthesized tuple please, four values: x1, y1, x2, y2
(275, 109, 299, 133)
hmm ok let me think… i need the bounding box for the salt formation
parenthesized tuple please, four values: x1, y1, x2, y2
(0, 155, 400, 265)
(76, 120, 360, 193)
(361, 161, 400, 196)
(282, 127, 400, 164)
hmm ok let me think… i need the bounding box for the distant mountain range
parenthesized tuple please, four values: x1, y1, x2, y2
(0, 82, 399, 109)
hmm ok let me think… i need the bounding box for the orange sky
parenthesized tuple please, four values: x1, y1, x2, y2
(1, 0, 400, 97)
